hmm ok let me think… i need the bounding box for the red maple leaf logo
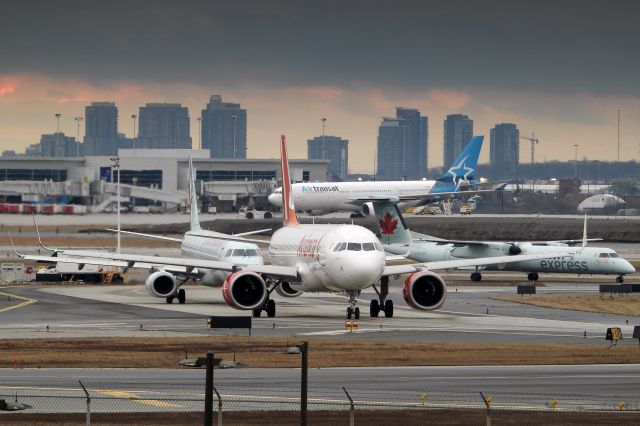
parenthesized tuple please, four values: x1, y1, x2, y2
(379, 212, 398, 235)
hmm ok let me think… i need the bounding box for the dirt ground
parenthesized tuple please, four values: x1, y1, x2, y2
(494, 294, 640, 316)
(1, 337, 640, 369)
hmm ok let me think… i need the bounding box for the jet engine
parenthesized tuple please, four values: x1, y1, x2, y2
(222, 271, 268, 310)
(145, 271, 178, 298)
(403, 271, 447, 311)
(275, 281, 303, 298)
(360, 202, 375, 217)
(508, 244, 521, 255)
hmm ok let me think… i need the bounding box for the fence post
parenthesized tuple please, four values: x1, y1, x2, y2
(79, 380, 90, 426)
(213, 385, 222, 426)
(204, 352, 214, 426)
(296, 341, 308, 426)
(480, 392, 492, 426)
(343, 387, 354, 426)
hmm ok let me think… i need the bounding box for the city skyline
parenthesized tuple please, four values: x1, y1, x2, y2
(1, 1, 640, 171)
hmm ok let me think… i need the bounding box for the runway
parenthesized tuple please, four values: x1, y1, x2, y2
(0, 279, 637, 344)
(1, 364, 639, 411)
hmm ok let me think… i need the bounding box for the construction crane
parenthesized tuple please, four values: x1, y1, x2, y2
(519, 132, 539, 164)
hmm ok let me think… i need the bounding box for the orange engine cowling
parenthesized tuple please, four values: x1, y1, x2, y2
(403, 271, 447, 311)
(222, 271, 268, 310)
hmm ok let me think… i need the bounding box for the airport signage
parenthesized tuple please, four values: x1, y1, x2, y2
(207, 316, 252, 329)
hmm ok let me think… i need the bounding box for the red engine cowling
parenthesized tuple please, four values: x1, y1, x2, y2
(222, 271, 268, 310)
(403, 271, 447, 311)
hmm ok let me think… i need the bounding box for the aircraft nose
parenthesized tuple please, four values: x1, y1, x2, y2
(332, 253, 384, 290)
(268, 193, 281, 207)
(623, 261, 636, 274)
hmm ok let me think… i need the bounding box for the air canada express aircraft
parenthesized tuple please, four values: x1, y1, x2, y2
(16, 136, 574, 320)
(373, 201, 636, 283)
(269, 136, 489, 216)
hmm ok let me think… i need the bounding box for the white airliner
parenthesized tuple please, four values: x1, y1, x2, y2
(268, 135, 492, 216)
(15, 136, 574, 319)
(373, 201, 636, 283)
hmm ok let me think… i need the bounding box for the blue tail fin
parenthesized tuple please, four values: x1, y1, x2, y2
(438, 135, 484, 188)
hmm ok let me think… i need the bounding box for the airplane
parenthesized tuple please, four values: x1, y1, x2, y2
(373, 201, 636, 283)
(268, 135, 497, 217)
(14, 136, 575, 319)
(25, 159, 271, 307)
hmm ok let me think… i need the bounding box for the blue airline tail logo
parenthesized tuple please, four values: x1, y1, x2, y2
(438, 135, 484, 190)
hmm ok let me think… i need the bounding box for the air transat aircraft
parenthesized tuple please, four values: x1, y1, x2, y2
(16, 136, 574, 319)
(373, 202, 636, 283)
(268, 135, 492, 217)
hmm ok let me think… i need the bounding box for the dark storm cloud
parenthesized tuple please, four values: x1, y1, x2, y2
(2, 0, 639, 94)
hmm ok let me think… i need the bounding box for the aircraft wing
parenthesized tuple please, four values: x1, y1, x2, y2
(17, 250, 300, 281)
(105, 228, 183, 243)
(382, 250, 574, 276)
(105, 227, 272, 242)
(411, 237, 493, 247)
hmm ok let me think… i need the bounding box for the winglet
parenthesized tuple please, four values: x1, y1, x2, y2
(7, 232, 25, 258)
(188, 156, 201, 231)
(32, 213, 57, 253)
(280, 135, 299, 226)
(582, 214, 588, 249)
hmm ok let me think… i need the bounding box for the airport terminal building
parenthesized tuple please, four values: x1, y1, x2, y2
(0, 149, 328, 213)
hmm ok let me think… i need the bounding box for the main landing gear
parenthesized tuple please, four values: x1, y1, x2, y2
(253, 280, 279, 318)
(347, 291, 360, 319)
(166, 288, 186, 304)
(616, 275, 625, 283)
(527, 272, 539, 282)
(470, 270, 482, 282)
(370, 276, 394, 318)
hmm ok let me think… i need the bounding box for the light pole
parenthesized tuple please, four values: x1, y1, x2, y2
(232, 115, 237, 158)
(55, 113, 62, 157)
(321, 117, 327, 160)
(74, 116, 83, 157)
(197, 117, 202, 150)
(110, 157, 121, 253)
(131, 114, 137, 151)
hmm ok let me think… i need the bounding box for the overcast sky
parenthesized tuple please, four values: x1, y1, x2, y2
(1, 0, 639, 171)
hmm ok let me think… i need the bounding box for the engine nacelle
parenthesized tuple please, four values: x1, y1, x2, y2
(275, 281, 303, 298)
(361, 202, 374, 217)
(508, 244, 522, 255)
(403, 271, 447, 311)
(145, 271, 178, 298)
(222, 271, 268, 310)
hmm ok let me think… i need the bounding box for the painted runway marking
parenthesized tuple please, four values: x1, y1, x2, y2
(96, 390, 183, 408)
(0, 291, 37, 314)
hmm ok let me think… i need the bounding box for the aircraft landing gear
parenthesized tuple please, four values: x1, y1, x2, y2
(470, 271, 482, 282)
(370, 276, 394, 318)
(616, 275, 624, 283)
(346, 291, 360, 319)
(527, 272, 539, 282)
(253, 299, 277, 318)
(177, 288, 186, 304)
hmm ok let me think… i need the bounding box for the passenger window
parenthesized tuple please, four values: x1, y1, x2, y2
(347, 243, 362, 251)
(362, 242, 375, 251)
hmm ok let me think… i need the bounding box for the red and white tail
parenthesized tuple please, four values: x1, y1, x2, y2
(280, 134, 299, 226)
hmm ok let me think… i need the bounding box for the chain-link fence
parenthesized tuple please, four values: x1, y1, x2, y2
(2, 384, 640, 425)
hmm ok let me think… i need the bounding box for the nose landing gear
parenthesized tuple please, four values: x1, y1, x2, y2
(527, 272, 539, 282)
(370, 276, 394, 318)
(616, 275, 625, 283)
(346, 291, 360, 319)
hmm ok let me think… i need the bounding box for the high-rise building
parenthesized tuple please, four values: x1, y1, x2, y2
(376, 118, 409, 180)
(84, 102, 118, 156)
(396, 108, 428, 178)
(38, 133, 82, 157)
(201, 95, 247, 158)
(307, 135, 349, 180)
(490, 123, 519, 176)
(443, 114, 473, 167)
(137, 103, 191, 149)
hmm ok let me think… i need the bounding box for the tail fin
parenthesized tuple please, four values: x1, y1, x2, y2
(438, 135, 484, 188)
(280, 135, 299, 226)
(188, 157, 201, 232)
(372, 201, 411, 245)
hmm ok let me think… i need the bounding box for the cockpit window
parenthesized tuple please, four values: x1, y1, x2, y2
(374, 242, 383, 251)
(245, 249, 260, 256)
(347, 243, 362, 251)
(233, 249, 250, 256)
(225, 249, 233, 257)
(334, 243, 341, 252)
(598, 253, 609, 258)
(609, 252, 619, 258)
(362, 242, 375, 251)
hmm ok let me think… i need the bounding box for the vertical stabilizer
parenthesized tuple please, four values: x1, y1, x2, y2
(188, 157, 201, 231)
(280, 135, 300, 226)
(372, 201, 411, 245)
(438, 135, 484, 187)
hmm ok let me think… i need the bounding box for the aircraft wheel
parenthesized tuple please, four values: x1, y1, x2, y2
(533, 273, 539, 281)
(252, 308, 262, 318)
(166, 296, 174, 304)
(177, 289, 186, 304)
(527, 272, 536, 281)
(616, 276, 624, 283)
(470, 272, 482, 282)
(347, 307, 353, 319)
(370, 300, 380, 318)
(354, 307, 360, 320)
(266, 299, 276, 317)
(384, 300, 394, 318)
